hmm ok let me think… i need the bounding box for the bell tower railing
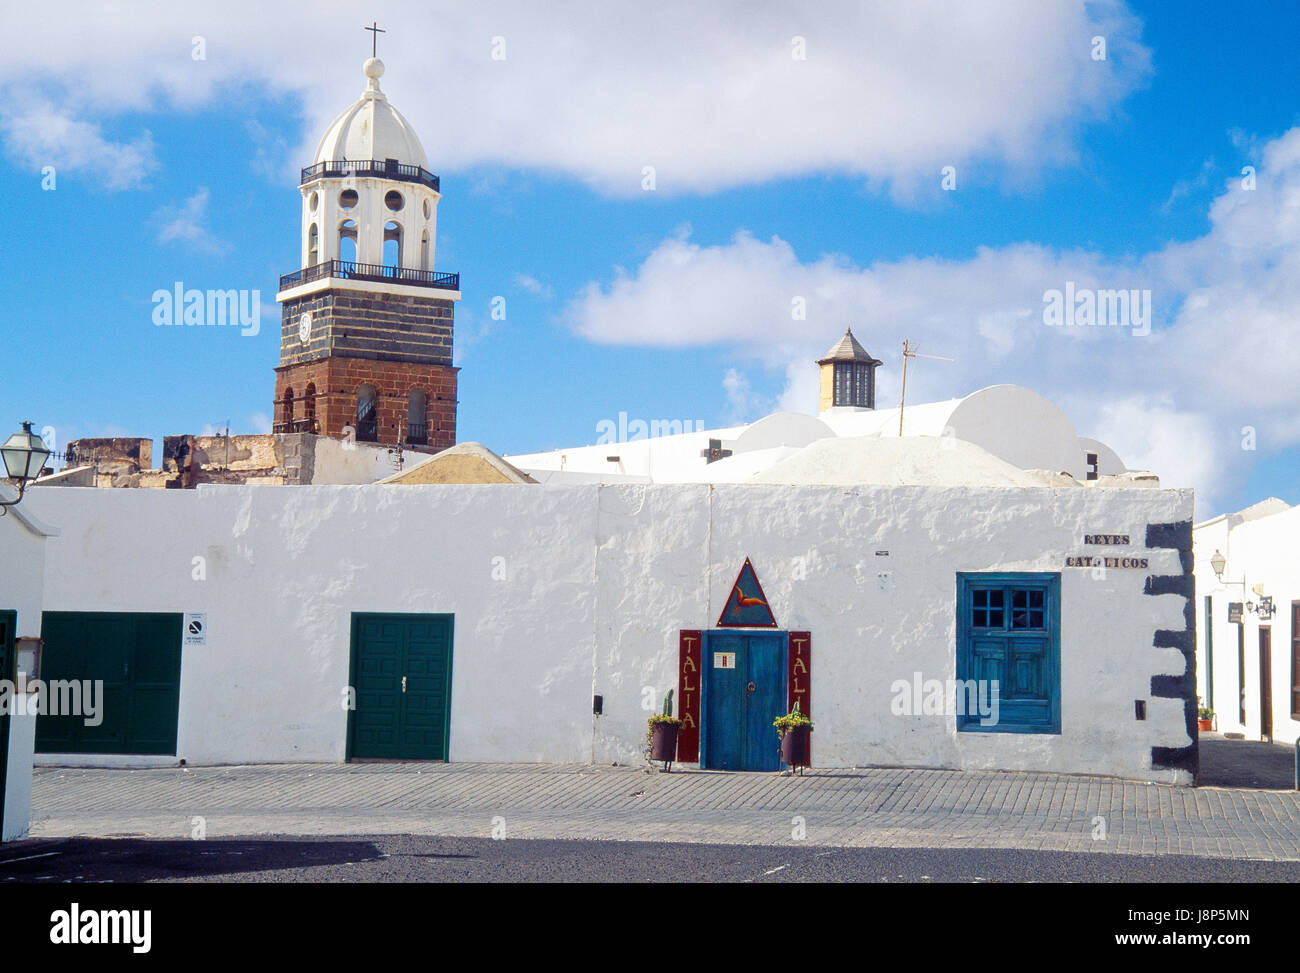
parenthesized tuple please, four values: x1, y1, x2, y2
(301, 159, 439, 190)
(279, 259, 458, 291)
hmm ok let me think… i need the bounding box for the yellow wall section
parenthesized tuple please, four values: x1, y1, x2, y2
(388, 454, 515, 484)
(818, 364, 835, 412)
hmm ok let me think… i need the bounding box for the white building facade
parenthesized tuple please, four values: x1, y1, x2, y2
(1194, 499, 1300, 745)
(20, 479, 1198, 784)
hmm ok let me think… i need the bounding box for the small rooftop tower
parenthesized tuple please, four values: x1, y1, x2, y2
(817, 328, 882, 411)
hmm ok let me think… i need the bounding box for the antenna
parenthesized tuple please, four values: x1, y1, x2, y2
(898, 340, 955, 437)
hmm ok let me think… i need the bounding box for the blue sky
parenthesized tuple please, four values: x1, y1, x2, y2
(2, 0, 1298, 517)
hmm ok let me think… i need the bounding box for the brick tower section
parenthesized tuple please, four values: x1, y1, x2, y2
(274, 287, 458, 451)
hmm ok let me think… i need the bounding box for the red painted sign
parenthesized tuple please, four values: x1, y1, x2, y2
(788, 631, 811, 718)
(677, 630, 702, 761)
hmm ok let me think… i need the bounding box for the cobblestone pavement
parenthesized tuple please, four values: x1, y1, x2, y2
(29, 762, 1300, 861)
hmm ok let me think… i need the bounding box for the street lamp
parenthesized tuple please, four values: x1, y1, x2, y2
(0, 421, 52, 514)
(1209, 548, 1246, 587)
(1210, 549, 1226, 579)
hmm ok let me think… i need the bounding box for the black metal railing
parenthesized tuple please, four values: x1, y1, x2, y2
(355, 415, 378, 443)
(406, 421, 428, 446)
(279, 259, 459, 292)
(301, 159, 438, 190)
(272, 418, 319, 434)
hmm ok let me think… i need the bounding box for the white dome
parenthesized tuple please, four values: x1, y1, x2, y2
(313, 58, 429, 169)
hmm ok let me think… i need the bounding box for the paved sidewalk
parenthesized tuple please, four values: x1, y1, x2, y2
(29, 762, 1300, 861)
(1199, 735, 1299, 789)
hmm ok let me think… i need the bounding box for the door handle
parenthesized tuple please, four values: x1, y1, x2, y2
(402, 676, 407, 693)
(747, 681, 756, 695)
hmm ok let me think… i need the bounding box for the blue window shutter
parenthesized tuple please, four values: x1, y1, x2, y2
(956, 573, 1061, 734)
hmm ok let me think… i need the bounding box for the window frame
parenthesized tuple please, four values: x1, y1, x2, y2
(956, 571, 1062, 735)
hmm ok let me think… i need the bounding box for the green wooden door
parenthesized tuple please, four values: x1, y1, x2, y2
(36, 612, 182, 755)
(349, 614, 453, 760)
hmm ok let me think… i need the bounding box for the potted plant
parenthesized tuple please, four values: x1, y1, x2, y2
(774, 701, 813, 774)
(646, 690, 682, 771)
(1197, 699, 1214, 733)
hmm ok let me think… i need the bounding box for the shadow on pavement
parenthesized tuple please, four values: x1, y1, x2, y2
(0, 837, 387, 883)
(1199, 735, 1298, 789)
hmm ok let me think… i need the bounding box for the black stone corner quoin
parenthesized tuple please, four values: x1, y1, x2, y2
(1143, 520, 1198, 781)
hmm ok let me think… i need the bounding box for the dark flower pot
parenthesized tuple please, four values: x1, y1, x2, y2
(781, 724, 811, 769)
(650, 722, 680, 769)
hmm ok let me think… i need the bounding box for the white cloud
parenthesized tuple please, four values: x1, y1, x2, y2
(0, 99, 155, 190)
(722, 368, 758, 423)
(514, 274, 553, 300)
(154, 188, 229, 254)
(1160, 157, 1216, 212)
(1088, 396, 1224, 510)
(562, 125, 1300, 514)
(0, 1, 1151, 195)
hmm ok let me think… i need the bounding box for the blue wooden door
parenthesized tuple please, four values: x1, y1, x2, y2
(702, 632, 786, 771)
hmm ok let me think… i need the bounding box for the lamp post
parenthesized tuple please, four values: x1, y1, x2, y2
(0, 421, 52, 514)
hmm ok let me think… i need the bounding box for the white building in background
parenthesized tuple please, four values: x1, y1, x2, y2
(1194, 499, 1300, 745)
(507, 331, 1143, 489)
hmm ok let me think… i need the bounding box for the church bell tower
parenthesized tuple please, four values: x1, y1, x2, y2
(274, 49, 459, 450)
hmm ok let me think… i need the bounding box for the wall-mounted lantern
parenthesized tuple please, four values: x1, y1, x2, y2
(1209, 549, 1247, 592)
(1209, 549, 1227, 579)
(1246, 584, 1274, 620)
(0, 421, 51, 514)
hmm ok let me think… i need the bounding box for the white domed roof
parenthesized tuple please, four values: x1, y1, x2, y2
(313, 58, 428, 169)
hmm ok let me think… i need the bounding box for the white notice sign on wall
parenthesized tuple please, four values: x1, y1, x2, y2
(713, 652, 736, 669)
(184, 613, 207, 645)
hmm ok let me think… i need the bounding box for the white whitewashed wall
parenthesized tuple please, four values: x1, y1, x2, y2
(24, 482, 1195, 782)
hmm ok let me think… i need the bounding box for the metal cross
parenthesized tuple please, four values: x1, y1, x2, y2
(700, 438, 733, 464)
(364, 21, 386, 58)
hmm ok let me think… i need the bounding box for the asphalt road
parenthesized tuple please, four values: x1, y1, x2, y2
(4, 834, 1300, 883)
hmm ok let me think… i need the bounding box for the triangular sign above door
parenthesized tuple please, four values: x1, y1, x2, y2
(717, 557, 778, 628)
